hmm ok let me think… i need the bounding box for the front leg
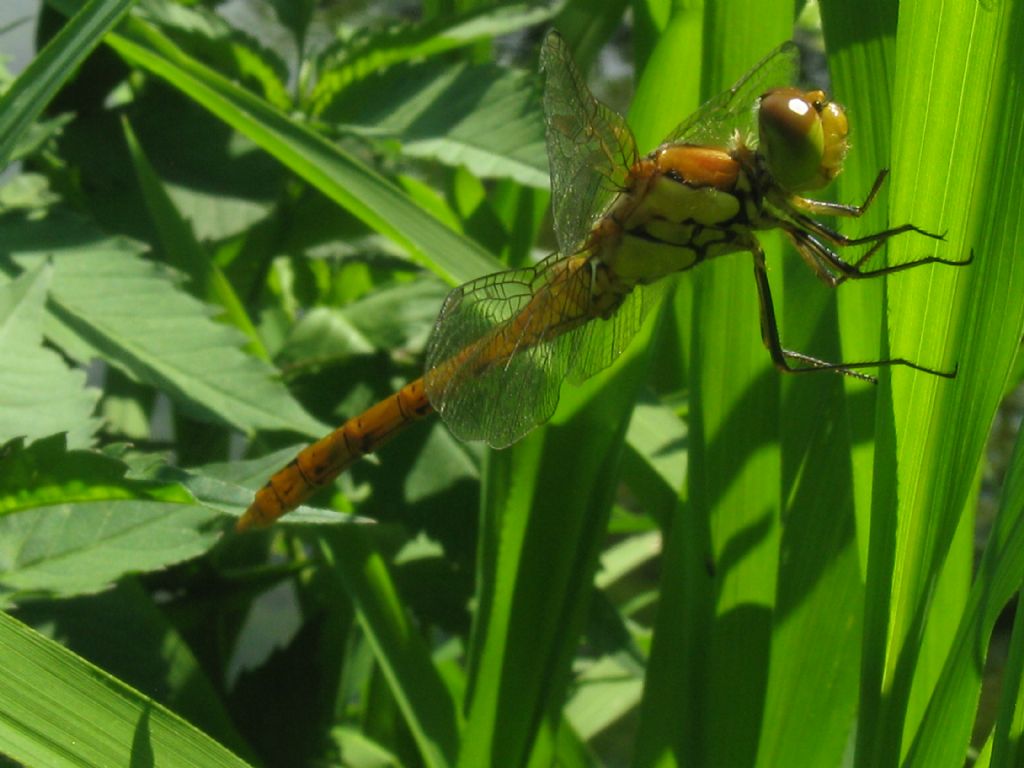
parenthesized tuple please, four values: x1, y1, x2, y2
(749, 244, 957, 380)
(788, 168, 889, 218)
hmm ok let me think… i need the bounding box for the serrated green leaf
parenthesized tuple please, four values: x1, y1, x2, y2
(329, 60, 548, 188)
(0, 433, 188, 513)
(179, 447, 368, 527)
(70, 4, 501, 285)
(0, 502, 221, 605)
(0, 173, 61, 211)
(310, 1, 559, 108)
(137, 0, 293, 109)
(278, 307, 377, 369)
(276, 278, 447, 371)
(0, 264, 99, 448)
(564, 655, 643, 740)
(0, 434, 222, 604)
(0, 209, 328, 437)
(328, 726, 401, 768)
(263, 0, 313, 46)
(4, 113, 74, 166)
(342, 278, 449, 352)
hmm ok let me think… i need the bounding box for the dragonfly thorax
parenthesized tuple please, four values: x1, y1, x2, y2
(594, 145, 758, 283)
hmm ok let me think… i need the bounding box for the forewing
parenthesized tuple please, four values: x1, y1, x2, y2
(541, 30, 638, 255)
(567, 277, 673, 384)
(424, 253, 589, 448)
(664, 41, 800, 149)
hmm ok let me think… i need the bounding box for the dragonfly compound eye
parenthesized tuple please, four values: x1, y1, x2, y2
(758, 88, 849, 192)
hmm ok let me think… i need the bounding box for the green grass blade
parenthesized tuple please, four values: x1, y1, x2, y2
(0, 609, 249, 767)
(756, 370, 864, 765)
(857, 1, 1024, 764)
(121, 118, 268, 360)
(990, 448, 1024, 768)
(459, 318, 659, 767)
(635, 4, 794, 765)
(14, 579, 250, 757)
(819, 0, 897, 577)
(457, 15, 697, 762)
(750, 4, 904, 763)
(0, 0, 135, 168)
(629, 11, 709, 766)
(760, 18, 892, 749)
(77, 7, 499, 284)
(905, 434, 1024, 765)
(323, 527, 459, 768)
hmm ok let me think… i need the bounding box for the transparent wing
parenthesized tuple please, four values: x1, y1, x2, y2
(541, 30, 638, 255)
(424, 253, 592, 448)
(664, 41, 800, 148)
(566, 277, 673, 384)
(423, 250, 672, 447)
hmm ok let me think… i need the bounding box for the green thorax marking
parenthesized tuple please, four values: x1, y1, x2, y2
(599, 161, 757, 283)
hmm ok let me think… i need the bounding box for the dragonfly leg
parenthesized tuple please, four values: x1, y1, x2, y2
(788, 168, 889, 218)
(784, 225, 974, 289)
(750, 245, 958, 380)
(789, 210, 944, 248)
(784, 171, 957, 257)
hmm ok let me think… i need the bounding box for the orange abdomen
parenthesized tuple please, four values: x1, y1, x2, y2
(236, 378, 433, 531)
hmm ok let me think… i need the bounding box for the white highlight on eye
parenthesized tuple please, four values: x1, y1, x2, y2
(787, 97, 810, 116)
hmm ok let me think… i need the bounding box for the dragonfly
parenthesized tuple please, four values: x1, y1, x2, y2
(236, 31, 969, 532)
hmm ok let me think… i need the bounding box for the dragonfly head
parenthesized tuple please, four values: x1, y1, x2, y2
(757, 88, 849, 193)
